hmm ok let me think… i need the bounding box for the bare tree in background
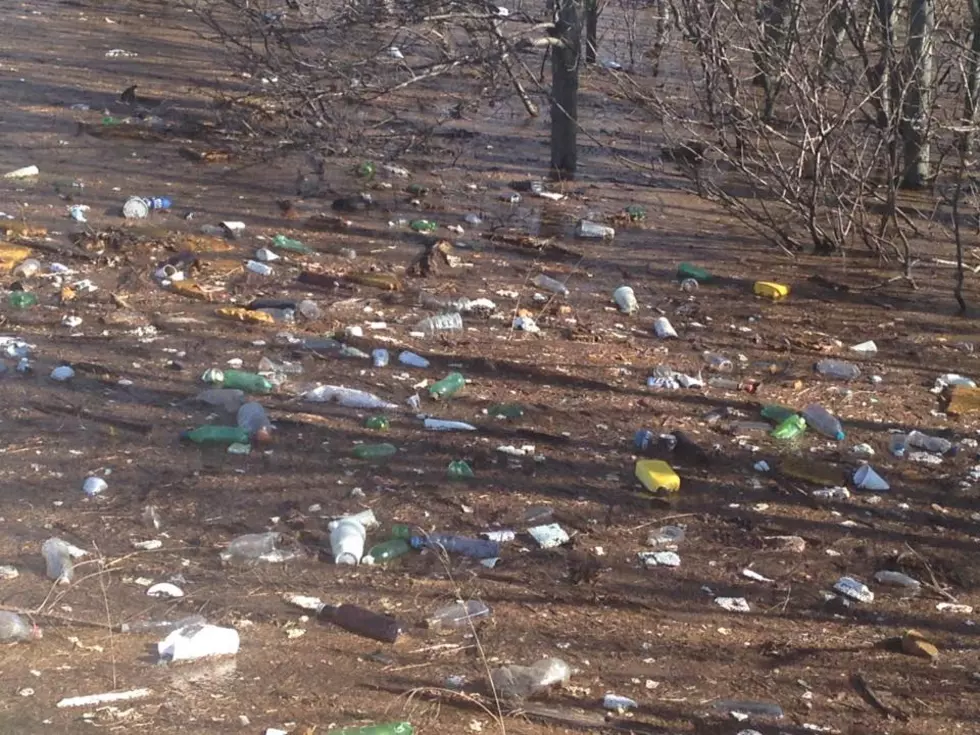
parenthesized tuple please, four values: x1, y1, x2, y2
(551, 0, 585, 175)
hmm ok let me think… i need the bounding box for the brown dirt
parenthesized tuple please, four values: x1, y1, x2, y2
(2, 1, 980, 734)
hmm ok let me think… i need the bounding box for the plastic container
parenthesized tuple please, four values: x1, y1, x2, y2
(220, 532, 280, 562)
(815, 359, 861, 380)
(237, 402, 273, 442)
(158, 623, 239, 661)
(575, 219, 615, 239)
(319, 603, 401, 643)
(271, 234, 313, 254)
(801, 404, 845, 440)
(372, 349, 390, 367)
(362, 538, 411, 565)
(771, 415, 806, 440)
(416, 312, 463, 334)
(532, 273, 569, 295)
(203, 368, 273, 394)
(12, 258, 40, 279)
(123, 196, 150, 219)
(753, 281, 790, 300)
(410, 534, 500, 559)
(330, 519, 367, 565)
(429, 372, 465, 399)
(703, 352, 733, 372)
(426, 600, 491, 632)
(490, 657, 570, 699)
(42, 537, 75, 584)
(181, 425, 250, 445)
(889, 433, 908, 457)
(635, 459, 681, 493)
(613, 286, 638, 314)
(0, 611, 40, 642)
(352, 443, 397, 460)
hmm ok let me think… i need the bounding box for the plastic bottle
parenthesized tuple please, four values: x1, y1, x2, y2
(42, 537, 74, 583)
(352, 443, 398, 460)
(575, 220, 615, 238)
(254, 307, 295, 323)
(398, 351, 430, 368)
(0, 612, 41, 642)
(271, 234, 313, 254)
(801, 404, 845, 440)
(677, 262, 712, 283)
(760, 404, 796, 424)
(237, 402, 273, 442)
(447, 460, 474, 479)
(372, 348, 390, 367)
(195, 388, 245, 413)
(12, 258, 40, 279)
(332, 723, 413, 735)
(390, 523, 415, 539)
(488, 403, 525, 419)
(490, 658, 571, 700)
(330, 519, 366, 565)
(362, 538, 411, 565)
(873, 570, 921, 589)
(429, 372, 465, 399)
(426, 600, 491, 632)
(771, 415, 806, 440)
(888, 433, 908, 457)
(356, 161, 376, 179)
(416, 312, 463, 334)
(365, 415, 390, 431)
(410, 534, 501, 559)
(319, 603, 401, 643)
(181, 425, 250, 445)
(203, 368, 273, 394)
(120, 614, 207, 634)
(410, 219, 438, 233)
(815, 359, 861, 380)
(906, 430, 952, 454)
(532, 273, 569, 295)
(221, 532, 280, 562)
(702, 351, 733, 372)
(712, 700, 784, 718)
(8, 291, 38, 309)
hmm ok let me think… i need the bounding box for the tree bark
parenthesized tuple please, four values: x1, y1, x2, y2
(551, 0, 583, 177)
(900, 0, 935, 189)
(585, 0, 598, 64)
(964, 0, 980, 156)
(752, 0, 795, 120)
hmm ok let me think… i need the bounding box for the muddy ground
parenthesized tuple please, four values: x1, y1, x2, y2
(2, 1, 980, 734)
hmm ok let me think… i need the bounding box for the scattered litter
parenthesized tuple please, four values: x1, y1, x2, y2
(715, 597, 751, 613)
(57, 688, 151, 708)
(528, 523, 570, 549)
(639, 551, 681, 568)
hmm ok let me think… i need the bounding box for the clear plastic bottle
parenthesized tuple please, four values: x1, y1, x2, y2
(372, 349, 390, 367)
(120, 614, 207, 634)
(815, 359, 861, 380)
(42, 537, 75, 584)
(801, 404, 845, 440)
(906, 430, 952, 454)
(237, 402, 273, 443)
(873, 570, 921, 589)
(711, 700, 784, 718)
(398, 351, 430, 368)
(220, 532, 280, 563)
(702, 351, 733, 372)
(889, 433, 908, 457)
(410, 534, 500, 559)
(490, 657, 571, 700)
(0, 611, 41, 642)
(426, 600, 491, 633)
(532, 273, 569, 295)
(416, 312, 463, 334)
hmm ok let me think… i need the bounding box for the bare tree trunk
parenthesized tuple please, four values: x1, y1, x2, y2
(551, 0, 583, 177)
(651, 0, 671, 77)
(900, 0, 935, 189)
(964, 0, 980, 156)
(585, 0, 598, 64)
(752, 0, 795, 120)
(817, 1, 847, 88)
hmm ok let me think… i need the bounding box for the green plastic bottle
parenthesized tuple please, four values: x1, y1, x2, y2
(332, 723, 413, 735)
(271, 234, 313, 255)
(390, 523, 414, 539)
(409, 219, 438, 233)
(406, 184, 429, 197)
(488, 403, 525, 419)
(364, 538, 411, 564)
(356, 161, 376, 179)
(771, 415, 806, 440)
(352, 443, 397, 460)
(761, 404, 797, 424)
(365, 415, 390, 431)
(447, 460, 474, 479)
(624, 205, 646, 222)
(429, 372, 465, 399)
(8, 291, 38, 309)
(677, 262, 712, 283)
(203, 368, 273, 395)
(181, 425, 250, 445)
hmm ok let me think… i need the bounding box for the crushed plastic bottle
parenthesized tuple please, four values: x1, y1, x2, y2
(677, 262, 712, 283)
(612, 286, 638, 314)
(271, 234, 313, 254)
(305, 385, 398, 409)
(42, 537, 76, 584)
(702, 351, 733, 372)
(489, 403, 525, 419)
(815, 359, 861, 380)
(410, 534, 500, 559)
(873, 570, 921, 591)
(426, 600, 491, 633)
(712, 700, 784, 719)
(801, 404, 845, 440)
(532, 273, 569, 295)
(490, 657, 571, 700)
(0, 611, 41, 642)
(416, 312, 463, 334)
(771, 415, 806, 440)
(575, 219, 615, 239)
(220, 532, 281, 563)
(906, 430, 952, 454)
(237, 402, 273, 443)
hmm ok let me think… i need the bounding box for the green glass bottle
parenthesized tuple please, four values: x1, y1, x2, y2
(271, 234, 313, 254)
(488, 403, 524, 419)
(676, 262, 712, 283)
(364, 538, 411, 564)
(181, 425, 250, 445)
(390, 523, 414, 539)
(771, 415, 806, 440)
(447, 460, 474, 479)
(364, 415, 390, 431)
(429, 372, 465, 399)
(203, 368, 273, 395)
(8, 291, 38, 309)
(761, 404, 796, 424)
(332, 723, 413, 735)
(352, 443, 397, 460)
(409, 219, 438, 233)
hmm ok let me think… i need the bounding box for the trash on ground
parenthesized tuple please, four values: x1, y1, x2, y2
(158, 623, 240, 661)
(56, 688, 152, 708)
(528, 523, 570, 549)
(639, 550, 681, 568)
(833, 576, 874, 603)
(715, 597, 751, 613)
